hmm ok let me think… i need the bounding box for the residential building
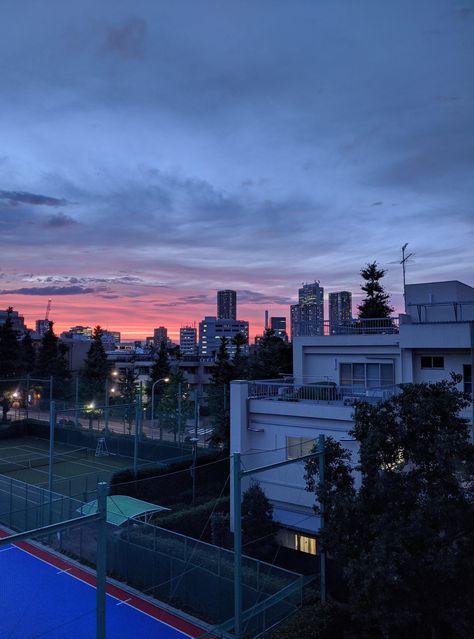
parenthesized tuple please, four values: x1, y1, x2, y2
(290, 281, 324, 338)
(35, 319, 51, 337)
(180, 326, 197, 355)
(0, 309, 26, 333)
(153, 326, 168, 347)
(231, 279, 474, 556)
(217, 289, 237, 320)
(328, 291, 352, 334)
(199, 316, 249, 358)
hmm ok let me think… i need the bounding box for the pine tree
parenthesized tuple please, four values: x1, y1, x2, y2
(35, 322, 71, 399)
(119, 368, 138, 434)
(151, 340, 170, 383)
(21, 332, 36, 374)
(157, 370, 192, 442)
(250, 329, 292, 380)
(357, 261, 394, 319)
(208, 337, 233, 448)
(0, 307, 22, 378)
(80, 326, 109, 403)
(232, 332, 249, 379)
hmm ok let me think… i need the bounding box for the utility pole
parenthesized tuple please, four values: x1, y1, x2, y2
(400, 243, 414, 313)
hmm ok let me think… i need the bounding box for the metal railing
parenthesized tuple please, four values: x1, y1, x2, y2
(248, 381, 398, 405)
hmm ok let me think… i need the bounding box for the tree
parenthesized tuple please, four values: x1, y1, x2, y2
(156, 370, 192, 442)
(35, 321, 71, 398)
(151, 340, 170, 383)
(304, 377, 474, 638)
(232, 331, 249, 379)
(357, 261, 394, 319)
(241, 482, 278, 560)
(80, 326, 109, 403)
(250, 329, 292, 380)
(208, 337, 233, 448)
(21, 332, 36, 374)
(0, 307, 21, 379)
(119, 368, 138, 434)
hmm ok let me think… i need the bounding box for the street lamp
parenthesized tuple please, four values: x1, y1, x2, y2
(151, 377, 170, 439)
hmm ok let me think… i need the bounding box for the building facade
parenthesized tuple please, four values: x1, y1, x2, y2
(153, 326, 168, 347)
(328, 291, 352, 334)
(231, 279, 474, 555)
(199, 316, 249, 358)
(217, 290, 237, 320)
(270, 316, 288, 341)
(180, 326, 197, 355)
(290, 281, 324, 338)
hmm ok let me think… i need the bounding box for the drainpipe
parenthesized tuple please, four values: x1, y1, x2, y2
(470, 322, 474, 443)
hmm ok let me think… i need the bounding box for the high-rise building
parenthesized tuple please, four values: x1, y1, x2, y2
(199, 316, 249, 358)
(180, 326, 197, 355)
(35, 319, 51, 337)
(0, 309, 26, 333)
(329, 291, 352, 334)
(153, 326, 168, 347)
(217, 290, 237, 320)
(270, 316, 288, 341)
(290, 281, 324, 338)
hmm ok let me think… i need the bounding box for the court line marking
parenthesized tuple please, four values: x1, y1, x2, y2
(0, 536, 204, 638)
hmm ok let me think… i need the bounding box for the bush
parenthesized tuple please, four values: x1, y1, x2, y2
(152, 496, 229, 541)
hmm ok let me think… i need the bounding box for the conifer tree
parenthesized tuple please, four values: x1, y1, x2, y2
(242, 482, 278, 560)
(357, 261, 394, 319)
(0, 307, 21, 378)
(80, 326, 109, 403)
(35, 322, 71, 399)
(151, 340, 170, 383)
(21, 331, 36, 374)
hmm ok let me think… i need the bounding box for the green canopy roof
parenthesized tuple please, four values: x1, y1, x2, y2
(80, 495, 170, 526)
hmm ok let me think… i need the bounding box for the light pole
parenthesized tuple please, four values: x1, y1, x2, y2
(151, 377, 170, 439)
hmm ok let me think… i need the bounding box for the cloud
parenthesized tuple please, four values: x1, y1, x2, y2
(0, 286, 104, 296)
(237, 290, 294, 305)
(45, 213, 78, 228)
(101, 17, 147, 60)
(0, 191, 68, 207)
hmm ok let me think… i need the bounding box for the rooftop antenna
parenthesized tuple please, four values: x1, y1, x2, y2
(400, 243, 414, 313)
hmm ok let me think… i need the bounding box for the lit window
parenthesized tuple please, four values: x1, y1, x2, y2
(287, 436, 315, 460)
(295, 534, 317, 555)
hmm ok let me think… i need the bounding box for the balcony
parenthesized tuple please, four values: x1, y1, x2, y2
(248, 380, 398, 406)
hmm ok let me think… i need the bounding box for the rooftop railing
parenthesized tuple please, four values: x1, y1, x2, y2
(248, 380, 398, 406)
(294, 317, 400, 336)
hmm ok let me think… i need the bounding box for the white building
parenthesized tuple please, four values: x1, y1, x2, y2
(230, 280, 474, 555)
(199, 316, 249, 358)
(180, 326, 197, 356)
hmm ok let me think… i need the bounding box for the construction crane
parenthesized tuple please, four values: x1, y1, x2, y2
(45, 298, 52, 321)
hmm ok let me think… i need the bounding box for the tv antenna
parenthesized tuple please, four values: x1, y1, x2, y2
(400, 243, 414, 312)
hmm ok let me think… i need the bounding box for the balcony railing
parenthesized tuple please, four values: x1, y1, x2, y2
(248, 381, 398, 406)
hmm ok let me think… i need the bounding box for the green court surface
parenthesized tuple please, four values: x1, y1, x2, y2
(0, 437, 134, 500)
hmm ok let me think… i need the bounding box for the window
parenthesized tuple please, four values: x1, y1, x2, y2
(421, 356, 444, 369)
(464, 364, 472, 395)
(295, 534, 317, 555)
(287, 436, 315, 460)
(339, 363, 394, 388)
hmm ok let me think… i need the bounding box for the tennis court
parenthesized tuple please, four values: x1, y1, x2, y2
(0, 538, 204, 638)
(0, 437, 134, 500)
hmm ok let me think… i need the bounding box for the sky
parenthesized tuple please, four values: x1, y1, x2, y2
(1, 0, 473, 340)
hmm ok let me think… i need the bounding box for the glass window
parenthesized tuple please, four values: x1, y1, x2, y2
(464, 364, 472, 395)
(366, 363, 379, 388)
(287, 436, 315, 460)
(380, 364, 394, 386)
(421, 356, 444, 369)
(340, 364, 352, 385)
(295, 534, 317, 555)
(353, 363, 365, 385)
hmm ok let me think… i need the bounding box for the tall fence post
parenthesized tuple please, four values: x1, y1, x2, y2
(318, 434, 326, 604)
(96, 481, 108, 639)
(134, 394, 140, 474)
(48, 401, 56, 495)
(233, 452, 242, 639)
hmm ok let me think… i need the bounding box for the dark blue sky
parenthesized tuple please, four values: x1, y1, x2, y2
(0, 0, 473, 338)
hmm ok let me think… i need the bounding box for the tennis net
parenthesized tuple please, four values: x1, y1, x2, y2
(0, 447, 89, 474)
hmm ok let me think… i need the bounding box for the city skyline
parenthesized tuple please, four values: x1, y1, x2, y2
(1, 1, 473, 339)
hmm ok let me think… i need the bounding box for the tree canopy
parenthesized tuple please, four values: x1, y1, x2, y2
(357, 261, 394, 319)
(80, 325, 109, 403)
(305, 377, 474, 638)
(0, 307, 21, 379)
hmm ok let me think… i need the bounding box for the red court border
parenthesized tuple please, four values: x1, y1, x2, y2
(0, 529, 207, 638)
